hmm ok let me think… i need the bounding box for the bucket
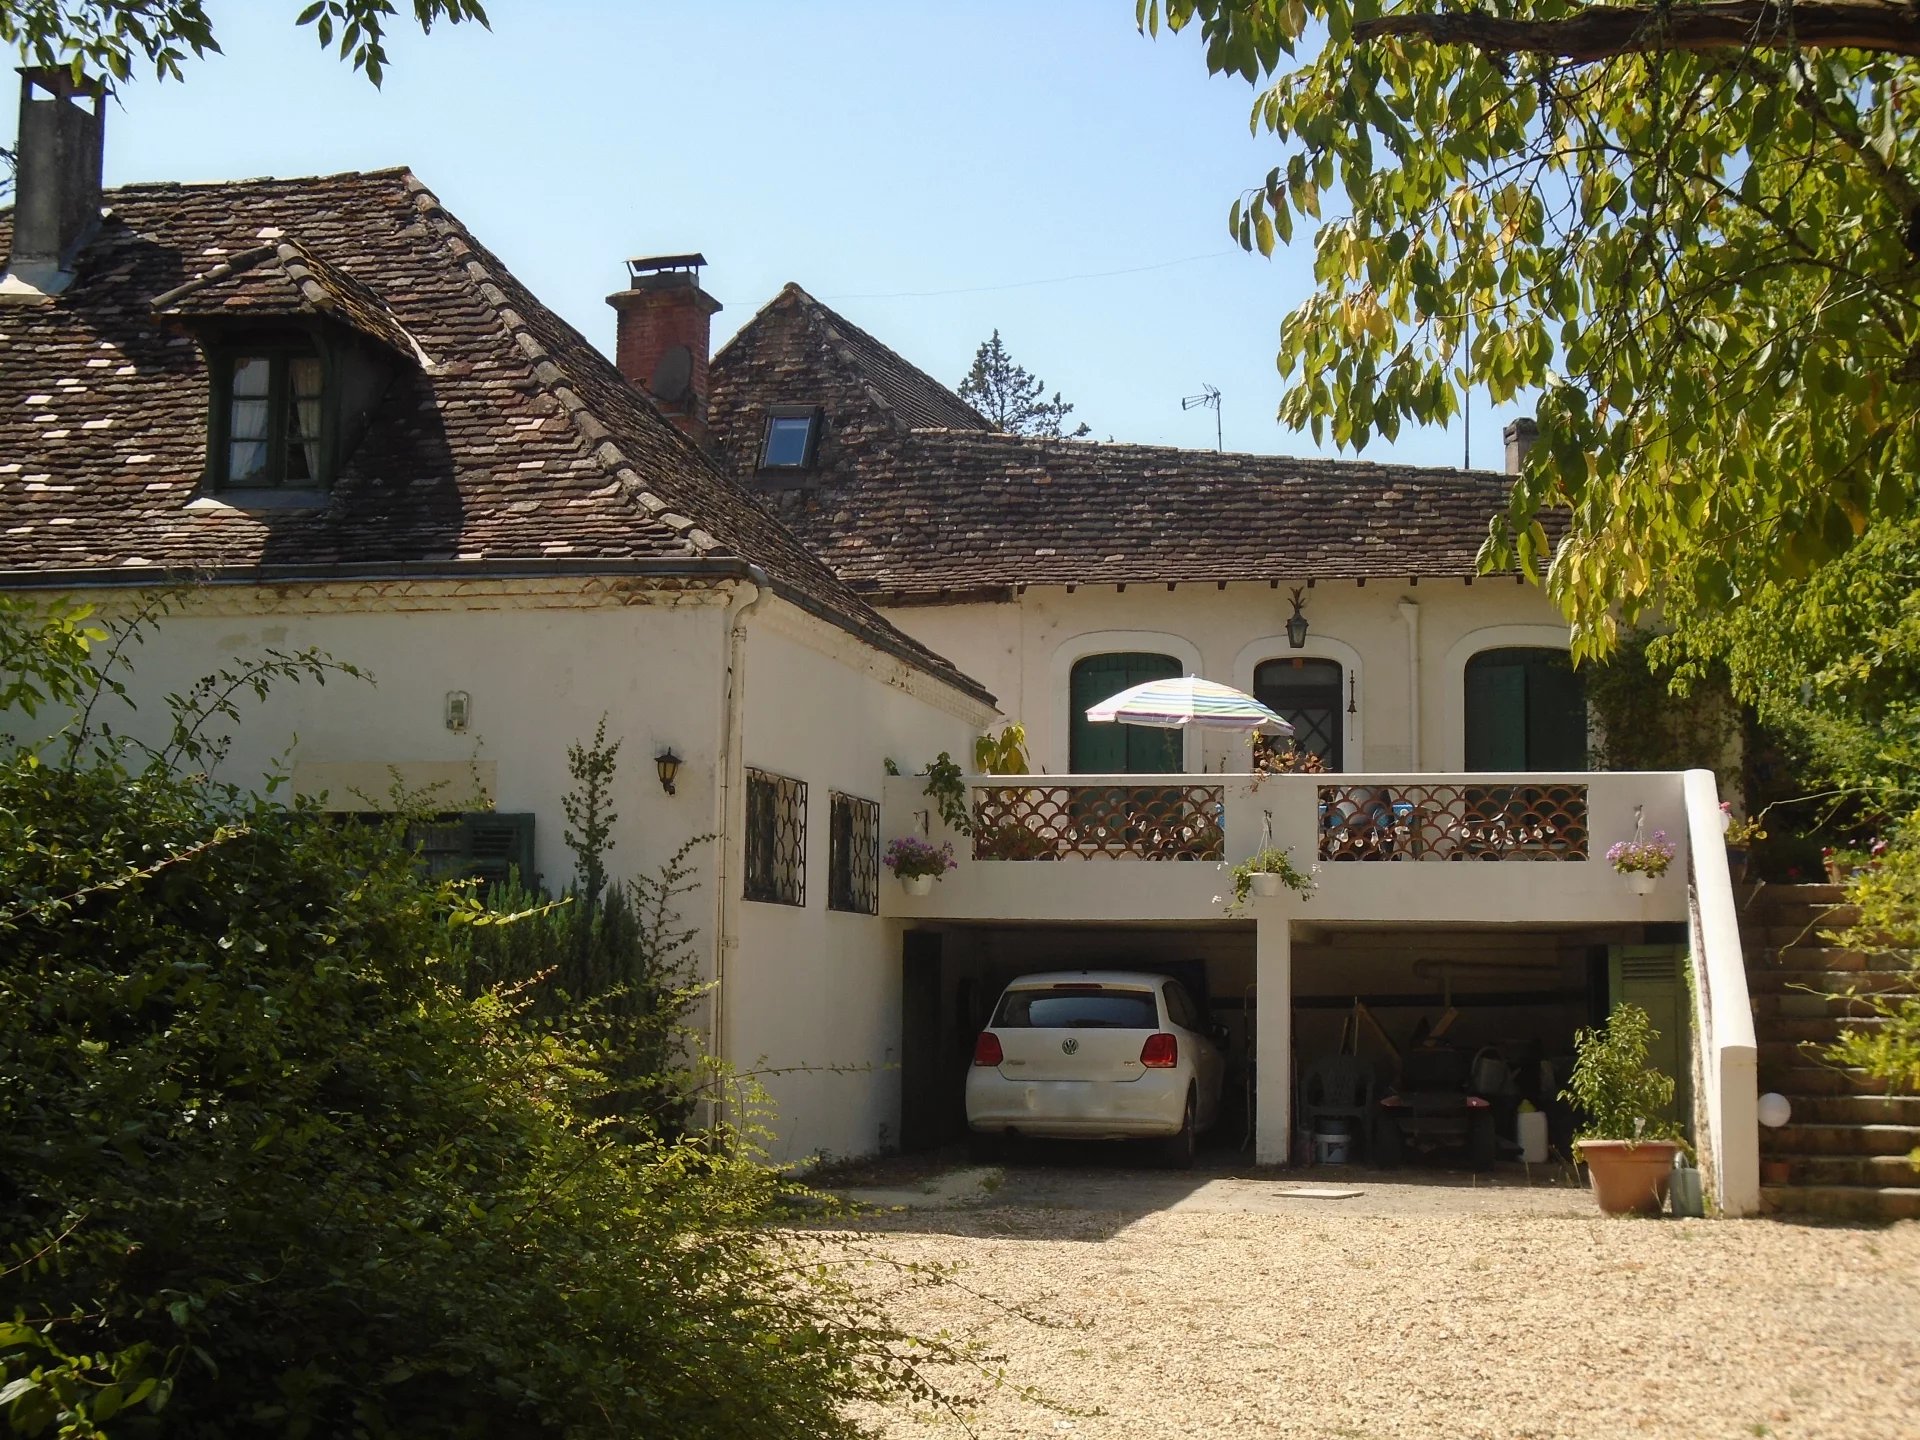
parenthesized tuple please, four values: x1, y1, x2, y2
(1670, 1164, 1705, 1218)
(1313, 1130, 1352, 1164)
(1516, 1109, 1548, 1164)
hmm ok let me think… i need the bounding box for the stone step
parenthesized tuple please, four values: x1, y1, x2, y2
(1781, 1094, 1920, 1125)
(1761, 1153, 1920, 1188)
(1755, 1051, 1898, 1096)
(1750, 945, 1889, 974)
(1750, 991, 1905, 1023)
(1749, 922, 1856, 948)
(1755, 1015, 1889, 1045)
(1761, 1184, 1920, 1222)
(1747, 966, 1913, 993)
(1763, 1122, 1920, 1156)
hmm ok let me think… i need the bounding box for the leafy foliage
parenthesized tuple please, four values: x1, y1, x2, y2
(0, 600, 977, 1438)
(0, 0, 488, 86)
(1563, 1002, 1683, 1144)
(1584, 629, 1739, 790)
(1142, 0, 1920, 655)
(973, 722, 1032, 776)
(1223, 844, 1314, 914)
(957, 330, 1091, 438)
(920, 751, 974, 836)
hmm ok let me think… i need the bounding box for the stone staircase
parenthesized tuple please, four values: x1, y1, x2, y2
(1740, 883, 1920, 1222)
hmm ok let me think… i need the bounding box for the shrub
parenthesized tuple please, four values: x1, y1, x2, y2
(0, 599, 967, 1438)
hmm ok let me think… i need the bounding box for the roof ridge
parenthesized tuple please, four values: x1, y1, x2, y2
(762, 282, 992, 434)
(101, 164, 417, 196)
(400, 173, 726, 558)
(913, 425, 1513, 480)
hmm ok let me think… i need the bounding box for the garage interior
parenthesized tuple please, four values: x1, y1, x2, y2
(899, 919, 1692, 1165)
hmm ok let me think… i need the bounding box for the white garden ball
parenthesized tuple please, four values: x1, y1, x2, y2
(1757, 1092, 1792, 1128)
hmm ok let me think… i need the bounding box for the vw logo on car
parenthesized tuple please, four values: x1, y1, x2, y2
(1061, 1037, 1079, 1055)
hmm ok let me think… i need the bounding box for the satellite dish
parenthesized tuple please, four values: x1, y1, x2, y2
(650, 344, 693, 403)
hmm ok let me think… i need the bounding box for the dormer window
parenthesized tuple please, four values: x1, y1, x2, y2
(759, 405, 822, 471)
(224, 347, 326, 487)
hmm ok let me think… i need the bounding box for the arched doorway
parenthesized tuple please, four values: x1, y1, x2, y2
(1254, 656, 1345, 770)
(1464, 647, 1587, 770)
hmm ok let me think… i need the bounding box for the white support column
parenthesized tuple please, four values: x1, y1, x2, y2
(1254, 914, 1294, 1165)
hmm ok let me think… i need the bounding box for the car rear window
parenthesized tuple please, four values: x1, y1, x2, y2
(992, 987, 1160, 1030)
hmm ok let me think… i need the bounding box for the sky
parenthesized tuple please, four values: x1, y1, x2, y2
(15, 0, 1528, 466)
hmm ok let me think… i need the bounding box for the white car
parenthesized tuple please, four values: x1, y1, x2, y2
(964, 970, 1227, 1166)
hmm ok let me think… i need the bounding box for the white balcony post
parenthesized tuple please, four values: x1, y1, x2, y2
(1254, 914, 1293, 1165)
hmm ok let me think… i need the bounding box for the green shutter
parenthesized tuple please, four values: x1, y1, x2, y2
(1069, 652, 1182, 773)
(1607, 945, 1692, 1128)
(1526, 651, 1589, 770)
(1466, 659, 1528, 770)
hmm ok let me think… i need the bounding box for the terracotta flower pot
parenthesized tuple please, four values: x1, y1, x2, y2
(1578, 1138, 1684, 1216)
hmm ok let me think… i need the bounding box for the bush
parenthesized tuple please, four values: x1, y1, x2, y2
(0, 599, 962, 1438)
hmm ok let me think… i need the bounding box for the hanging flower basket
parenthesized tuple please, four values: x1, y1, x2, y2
(1608, 830, 1674, 897)
(884, 836, 956, 897)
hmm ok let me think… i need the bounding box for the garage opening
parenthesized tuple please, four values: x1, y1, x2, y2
(903, 919, 1692, 1172)
(899, 922, 1255, 1155)
(1291, 923, 1690, 1168)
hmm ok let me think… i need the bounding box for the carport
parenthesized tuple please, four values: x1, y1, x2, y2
(899, 917, 1691, 1168)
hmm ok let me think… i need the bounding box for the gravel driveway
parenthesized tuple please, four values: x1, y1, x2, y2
(832, 1161, 1920, 1440)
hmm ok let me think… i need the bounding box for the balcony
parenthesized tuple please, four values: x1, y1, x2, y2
(881, 770, 1691, 925)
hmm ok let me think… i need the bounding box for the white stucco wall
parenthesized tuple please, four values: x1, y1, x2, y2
(39, 579, 998, 1166)
(730, 605, 989, 1165)
(883, 579, 1573, 774)
(61, 582, 729, 891)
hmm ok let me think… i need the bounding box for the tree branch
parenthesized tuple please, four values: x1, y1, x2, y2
(1355, 2, 1920, 62)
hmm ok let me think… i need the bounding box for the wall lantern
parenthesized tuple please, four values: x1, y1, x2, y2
(654, 747, 682, 796)
(1286, 588, 1310, 649)
(444, 690, 471, 733)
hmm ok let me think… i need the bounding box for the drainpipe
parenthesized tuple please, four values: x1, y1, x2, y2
(1398, 598, 1422, 770)
(711, 564, 772, 1119)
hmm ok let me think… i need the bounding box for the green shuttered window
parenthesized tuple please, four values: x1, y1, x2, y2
(1068, 652, 1183, 774)
(1464, 647, 1588, 771)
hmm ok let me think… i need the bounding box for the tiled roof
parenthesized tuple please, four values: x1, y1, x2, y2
(0, 168, 989, 704)
(752, 429, 1527, 596)
(151, 237, 424, 360)
(717, 284, 990, 434)
(710, 289, 1535, 598)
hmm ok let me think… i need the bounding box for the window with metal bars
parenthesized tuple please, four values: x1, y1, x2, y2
(827, 792, 879, 914)
(744, 768, 806, 906)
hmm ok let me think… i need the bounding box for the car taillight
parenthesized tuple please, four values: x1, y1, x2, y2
(1140, 1033, 1178, 1068)
(973, 1031, 1004, 1067)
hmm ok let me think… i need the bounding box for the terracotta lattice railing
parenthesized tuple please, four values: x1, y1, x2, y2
(1316, 782, 1589, 862)
(969, 782, 1226, 861)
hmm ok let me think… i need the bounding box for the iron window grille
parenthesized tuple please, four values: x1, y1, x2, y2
(745, 768, 806, 906)
(828, 792, 880, 914)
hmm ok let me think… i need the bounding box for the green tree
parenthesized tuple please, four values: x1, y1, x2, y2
(1141, 0, 1920, 655)
(0, 597, 974, 1438)
(958, 330, 1092, 438)
(0, 0, 488, 86)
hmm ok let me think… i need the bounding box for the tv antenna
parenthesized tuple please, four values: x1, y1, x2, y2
(1182, 383, 1222, 451)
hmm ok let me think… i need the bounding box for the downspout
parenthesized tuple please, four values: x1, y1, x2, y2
(1397, 598, 1422, 770)
(711, 564, 772, 1119)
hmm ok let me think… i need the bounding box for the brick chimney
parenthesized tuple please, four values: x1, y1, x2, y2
(607, 254, 722, 442)
(2, 68, 107, 300)
(1503, 416, 1538, 474)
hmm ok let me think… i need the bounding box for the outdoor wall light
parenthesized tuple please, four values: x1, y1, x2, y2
(444, 690, 471, 732)
(1286, 588, 1310, 649)
(654, 747, 682, 796)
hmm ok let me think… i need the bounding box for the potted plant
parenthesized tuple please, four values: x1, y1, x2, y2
(1720, 803, 1765, 883)
(1562, 1003, 1688, 1216)
(884, 836, 956, 896)
(1222, 845, 1314, 914)
(1822, 838, 1887, 885)
(1607, 830, 1675, 896)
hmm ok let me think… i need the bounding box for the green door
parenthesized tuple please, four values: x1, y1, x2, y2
(1607, 945, 1693, 1130)
(1069, 652, 1183, 773)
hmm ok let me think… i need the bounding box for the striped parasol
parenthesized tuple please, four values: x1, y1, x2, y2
(1085, 676, 1294, 736)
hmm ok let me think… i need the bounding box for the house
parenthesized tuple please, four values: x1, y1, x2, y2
(0, 69, 1758, 1205)
(0, 70, 995, 1164)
